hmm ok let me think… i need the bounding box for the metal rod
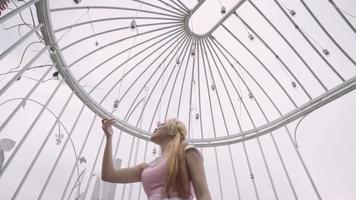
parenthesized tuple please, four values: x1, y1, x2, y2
(147, 35, 191, 133)
(0, 72, 60, 179)
(196, 38, 204, 140)
(0, 48, 50, 137)
(11, 92, 78, 199)
(50, 6, 180, 19)
(205, 38, 277, 199)
(61, 21, 182, 51)
(198, 39, 224, 199)
(176, 39, 194, 119)
(284, 126, 322, 199)
(157, 0, 186, 16)
(169, 0, 189, 13)
(129, 37, 192, 129)
(270, 132, 298, 199)
(0, 24, 43, 61)
(67, 24, 183, 68)
(184, 0, 247, 37)
(89, 30, 185, 110)
(54, 17, 180, 33)
(222, 25, 298, 108)
(187, 44, 196, 140)
(60, 114, 97, 200)
(299, 0, 355, 65)
(190, 74, 356, 146)
(247, 0, 327, 93)
(0, 45, 49, 98)
(81, 136, 105, 200)
(9, 65, 60, 199)
(203, 37, 245, 198)
(121, 98, 145, 199)
(37, 104, 87, 199)
(201, 39, 232, 137)
(235, 13, 313, 99)
(328, 0, 356, 33)
(209, 26, 317, 199)
(176, 0, 189, 11)
(132, 0, 184, 17)
(77, 26, 184, 82)
(127, 137, 141, 199)
(162, 38, 192, 121)
(108, 31, 186, 109)
(2, 98, 72, 178)
(273, 0, 345, 82)
(119, 96, 153, 199)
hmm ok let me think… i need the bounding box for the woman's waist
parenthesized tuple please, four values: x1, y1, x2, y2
(148, 187, 193, 200)
(148, 187, 177, 198)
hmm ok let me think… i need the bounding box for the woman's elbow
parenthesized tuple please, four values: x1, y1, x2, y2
(101, 174, 108, 182)
(101, 172, 112, 182)
(197, 193, 212, 200)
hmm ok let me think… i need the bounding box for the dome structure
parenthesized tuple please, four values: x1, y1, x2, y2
(0, 0, 356, 199)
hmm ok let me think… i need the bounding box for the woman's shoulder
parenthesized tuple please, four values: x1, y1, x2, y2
(184, 143, 203, 160)
(184, 143, 198, 151)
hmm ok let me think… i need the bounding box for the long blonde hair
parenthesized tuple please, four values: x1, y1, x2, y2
(164, 119, 190, 199)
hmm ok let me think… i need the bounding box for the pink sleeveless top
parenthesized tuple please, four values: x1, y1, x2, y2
(141, 145, 202, 200)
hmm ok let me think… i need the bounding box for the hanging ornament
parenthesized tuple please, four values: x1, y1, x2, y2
(195, 113, 200, 120)
(55, 133, 64, 145)
(248, 92, 254, 99)
(73, 0, 81, 4)
(153, 148, 157, 154)
(220, 6, 226, 14)
(289, 10, 296, 16)
(53, 71, 59, 79)
(190, 44, 196, 56)
(113, 100, 119, 109)
(49, 46, 56, 55)
(323, 49, 330, 56)
(79, 156, 87, 164)
(130, 19, 137, 30)
(211, 84, 216, 90)
(292, 81, 297, 88)
(248, 34, 254, 41)
(176, 57, 180, 65)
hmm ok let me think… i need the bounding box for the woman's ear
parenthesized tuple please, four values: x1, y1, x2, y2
(168, 128, 177, 136)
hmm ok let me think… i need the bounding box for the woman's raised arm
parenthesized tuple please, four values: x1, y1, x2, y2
(101, 118, 147, 183)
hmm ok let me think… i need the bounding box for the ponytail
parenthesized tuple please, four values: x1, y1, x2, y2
(164, 119, 190, 199)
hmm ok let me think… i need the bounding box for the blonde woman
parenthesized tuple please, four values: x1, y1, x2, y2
(101, 118, 212, 200)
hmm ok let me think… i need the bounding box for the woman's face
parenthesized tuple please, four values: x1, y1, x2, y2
(150, 120, 172, 144)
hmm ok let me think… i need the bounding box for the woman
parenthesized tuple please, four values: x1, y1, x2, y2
(101, 118, 212, 200)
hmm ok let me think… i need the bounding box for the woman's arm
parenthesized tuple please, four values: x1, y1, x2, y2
(185, 148, 212, 200)
(101, 118, 147, 183)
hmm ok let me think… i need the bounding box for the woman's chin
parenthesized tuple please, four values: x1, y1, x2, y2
(150, 135, 157, 142)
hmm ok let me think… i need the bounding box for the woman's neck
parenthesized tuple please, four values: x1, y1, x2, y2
(160, 145, 169, 156)
(159, 141, 186, 156)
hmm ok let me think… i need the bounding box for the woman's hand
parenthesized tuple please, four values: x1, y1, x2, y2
(101, 118, 115, 138)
